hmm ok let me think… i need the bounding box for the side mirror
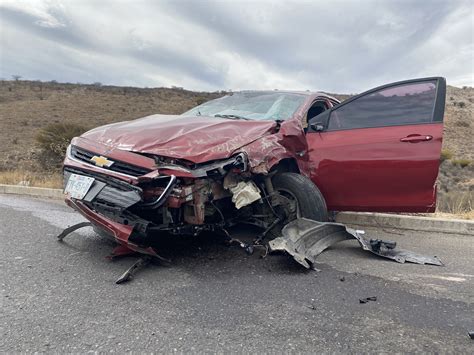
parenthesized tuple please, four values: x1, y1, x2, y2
(308, 109, 330, 132)
(310, 122, 325, 132)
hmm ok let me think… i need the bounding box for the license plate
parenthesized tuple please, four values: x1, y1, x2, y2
(64, 174, 95, 199)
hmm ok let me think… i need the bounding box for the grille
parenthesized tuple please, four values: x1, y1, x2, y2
(70, 146, 152, 177)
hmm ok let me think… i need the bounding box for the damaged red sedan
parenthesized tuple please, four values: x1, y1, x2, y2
(63, 77, 446, 256)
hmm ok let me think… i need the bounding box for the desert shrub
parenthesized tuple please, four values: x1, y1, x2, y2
(195, 97, 209, 106)
(454, 120, 470, 127)
(452, 159, 471, 168)
(35, 122, 87, 167)
(440, 149, 453, 162)
(457, 101, 466, 108)
(437, 191, 473, 214)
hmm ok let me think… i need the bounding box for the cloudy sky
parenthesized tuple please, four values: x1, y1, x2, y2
(0, 0, 472, 93)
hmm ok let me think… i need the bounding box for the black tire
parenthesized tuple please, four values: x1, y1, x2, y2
(272, 172, 328, 222)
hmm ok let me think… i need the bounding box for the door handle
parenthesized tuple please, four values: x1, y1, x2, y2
(400, 135, 433, 143)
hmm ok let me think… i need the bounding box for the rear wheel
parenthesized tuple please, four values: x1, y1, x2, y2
(271, 172, 328, 227)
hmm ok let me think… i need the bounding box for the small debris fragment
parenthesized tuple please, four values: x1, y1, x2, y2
(469, 331, 474, 340)
(306, 304, 317, 311)
(339, 276, 345, 282)
(115, 256, 152, 284)
(359, 296, 377, 304)
(56, 221, 93, 241)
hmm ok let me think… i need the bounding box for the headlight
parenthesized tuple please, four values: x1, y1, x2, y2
(153, 153, 248, 178)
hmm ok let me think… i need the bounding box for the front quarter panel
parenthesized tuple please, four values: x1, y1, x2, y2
(238, 118, 308, 175)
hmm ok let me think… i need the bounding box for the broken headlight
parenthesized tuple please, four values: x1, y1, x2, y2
(152, 153, 248, 177)
(191, 153, 248, 177)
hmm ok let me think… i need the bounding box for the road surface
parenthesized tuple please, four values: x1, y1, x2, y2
(0, 195, 473, 352)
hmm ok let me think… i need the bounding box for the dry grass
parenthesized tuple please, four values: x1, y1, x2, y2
(437, 191, 473, 215)
(430, 211, 474, 220)
(0, 170, 62, 189)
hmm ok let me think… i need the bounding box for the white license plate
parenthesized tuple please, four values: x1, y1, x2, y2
(64, 174, 95, 199)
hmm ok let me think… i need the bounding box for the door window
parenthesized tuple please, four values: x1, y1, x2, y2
(328, 81, 438, 130)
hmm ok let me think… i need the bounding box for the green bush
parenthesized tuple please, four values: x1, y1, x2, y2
(195, 97, 209, 106)
(454, 120, 470, 127)
(35, 122, 87, 166)
(452, 159, 471, 168)
(440, 149, 453, 162)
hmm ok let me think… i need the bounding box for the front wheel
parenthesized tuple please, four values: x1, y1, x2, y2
(272, 172, 328, 223)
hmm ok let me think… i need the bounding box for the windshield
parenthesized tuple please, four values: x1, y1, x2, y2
(182, 92, 307, 121)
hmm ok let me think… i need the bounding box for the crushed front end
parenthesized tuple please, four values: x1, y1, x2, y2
(63, 137, 271, 255)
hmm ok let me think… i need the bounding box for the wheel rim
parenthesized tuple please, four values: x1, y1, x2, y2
(274, 187, 301, 223)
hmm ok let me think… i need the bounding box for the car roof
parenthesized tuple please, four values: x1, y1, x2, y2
(235, 90, 339, 102)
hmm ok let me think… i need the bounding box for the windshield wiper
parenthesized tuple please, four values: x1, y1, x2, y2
(214, 114, 251, 121)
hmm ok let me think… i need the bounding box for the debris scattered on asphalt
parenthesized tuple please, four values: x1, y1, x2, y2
(115, 256, 153, 284)
(359, 296, 377, 304)
(56, 217, 444, 284)
(268, 218, 444, 269)
(56, 221, 93, 241)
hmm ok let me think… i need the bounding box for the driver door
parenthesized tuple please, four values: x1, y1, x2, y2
(306, 77, 446, 212)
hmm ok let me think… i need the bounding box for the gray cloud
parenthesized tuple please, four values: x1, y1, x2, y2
(0, 0, 472, 92)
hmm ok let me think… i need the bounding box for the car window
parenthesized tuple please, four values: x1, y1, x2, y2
(328, 81, 437, 130)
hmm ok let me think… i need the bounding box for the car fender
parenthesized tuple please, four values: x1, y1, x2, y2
(237, 118, 310, 176)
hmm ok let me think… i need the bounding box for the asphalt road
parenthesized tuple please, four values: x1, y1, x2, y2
(1, 195, 473, 352)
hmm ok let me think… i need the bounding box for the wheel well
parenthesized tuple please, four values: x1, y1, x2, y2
(270, 158, 300, 174)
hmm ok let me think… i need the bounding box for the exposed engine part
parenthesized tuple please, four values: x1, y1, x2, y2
(153, 152, 248, 177)
(140, 175, 177, 209)
(223, 173, 261, 209)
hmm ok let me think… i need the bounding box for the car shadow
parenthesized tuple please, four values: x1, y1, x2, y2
(54, 224, 312, 276)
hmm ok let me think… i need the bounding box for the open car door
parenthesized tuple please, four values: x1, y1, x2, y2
(306, 77, 446, 212)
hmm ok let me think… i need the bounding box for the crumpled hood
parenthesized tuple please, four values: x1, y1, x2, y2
(81, 114, 277, 163)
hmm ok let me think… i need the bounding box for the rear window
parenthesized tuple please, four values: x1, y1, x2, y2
(328, 81, 437, 130)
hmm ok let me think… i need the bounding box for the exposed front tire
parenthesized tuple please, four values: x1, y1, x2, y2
(272, 172, 328, 223)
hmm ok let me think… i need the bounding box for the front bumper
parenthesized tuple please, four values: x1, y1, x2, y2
(63, 138, 179, 252)
(65, 196, 159, 257)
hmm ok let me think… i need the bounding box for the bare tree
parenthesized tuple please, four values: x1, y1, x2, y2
(12, 75, 22, 81)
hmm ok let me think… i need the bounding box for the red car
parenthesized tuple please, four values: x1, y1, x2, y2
(63, 77, 446, 255)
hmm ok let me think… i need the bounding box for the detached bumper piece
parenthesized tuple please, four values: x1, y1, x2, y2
(268, 218, 443, 269)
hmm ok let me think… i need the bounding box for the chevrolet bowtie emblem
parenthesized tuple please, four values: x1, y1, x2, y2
(90, 155, 114, 168)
